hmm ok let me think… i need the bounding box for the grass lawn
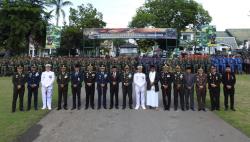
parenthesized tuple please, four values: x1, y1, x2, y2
(0, 77, 71, 142)
(213, 75, 250, 137)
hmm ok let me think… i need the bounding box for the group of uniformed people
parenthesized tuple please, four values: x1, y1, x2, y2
(11, 59, 237, 113)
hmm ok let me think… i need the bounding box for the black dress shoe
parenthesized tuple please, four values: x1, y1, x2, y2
(129, 106, 133, 109)
(109, 107, 113, 109)
(203, 109, 206, 112)
(64, 107, 68, 110)
(85, 107, 88, 110)
(231, 108, 236, 111)
(115, 106, 119, 109)
(91, 106, 95, 109)
(97, 107, 101, 110)
(77, 107, 81, 110)
(71, 107, 76, 110)
(57, 108, 61, 110)
(103, 107, 107, 109)
(225, 108, 228, 111)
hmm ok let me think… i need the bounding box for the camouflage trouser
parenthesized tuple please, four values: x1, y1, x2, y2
(8, 66, 14, 76)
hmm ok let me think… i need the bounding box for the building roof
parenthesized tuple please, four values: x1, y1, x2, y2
(216, 37, 238, 49)
(216, 31, 231, 37)
(226, 29, 250, 44)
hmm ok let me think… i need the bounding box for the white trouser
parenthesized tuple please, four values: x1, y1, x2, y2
(42, 86, 53, 108)
(135, 85, 145, 107)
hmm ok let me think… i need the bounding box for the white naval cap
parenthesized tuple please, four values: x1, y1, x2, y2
(45, 64, 52, 67)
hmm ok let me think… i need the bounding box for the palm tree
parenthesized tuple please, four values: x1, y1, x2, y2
(48, 0, 73, 26)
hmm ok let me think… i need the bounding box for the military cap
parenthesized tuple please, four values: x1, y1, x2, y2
(137, 64, 143, 68)
(100, 64, 105, 68)
(112, 65, 117, 69)
(17, 64, 24, 68)
(124, 64, 130, 69)
(61, 64, 67, 68)
(31, 64, 37, 68)
(45, 64, 52, 67)
(176, 65, 181, 69)
(211, 65, 216, 69)
(226, 64, 231, 68)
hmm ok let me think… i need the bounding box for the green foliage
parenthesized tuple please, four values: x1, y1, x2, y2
(59, 3, 106, 54)
(47, 0, 73, 26)
(0, 0, 50, 55)
(129, 0, 212, 32)
(136, 39, 155, 53)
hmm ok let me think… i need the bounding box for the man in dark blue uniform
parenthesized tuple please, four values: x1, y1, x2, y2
(222, 65, 236, 111)
(71, 64, 83, 110)
(27, 64, 41, 111)
(109, 66, 120, 109)
(96, 64, 109, 109)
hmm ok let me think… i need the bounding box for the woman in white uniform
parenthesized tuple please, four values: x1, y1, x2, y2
(41, 64, 55, 110)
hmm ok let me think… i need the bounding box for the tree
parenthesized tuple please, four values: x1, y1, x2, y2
(129, 0, 212, 32)
(0, 0, 50, 55)
(48, 0, 73, 26)
(60, 3, 106, 56)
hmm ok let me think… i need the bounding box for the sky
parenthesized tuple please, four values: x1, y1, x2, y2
(50, 0, 250, 31)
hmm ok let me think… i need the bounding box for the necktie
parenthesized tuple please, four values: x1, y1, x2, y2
(227, 73, 230, 80)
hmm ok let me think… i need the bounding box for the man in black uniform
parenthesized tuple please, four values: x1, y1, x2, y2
(12, 64, 27, 112)
(71, 64, 83, 110)
(84, 64, 96, 109)
(96, 64, 109, 109)
(121, 65, 133, 109)
(160, 64, 173, 111)
(109, 66, 120, 109)
(173, 65, 185, 111)
(57, 65, 70, 110)
(222, 65, 236, 111)
(27, 64, 41, 111)
(208, 65, 221, 111)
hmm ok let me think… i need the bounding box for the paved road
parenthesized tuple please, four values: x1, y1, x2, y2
(18, 86, 250, 142)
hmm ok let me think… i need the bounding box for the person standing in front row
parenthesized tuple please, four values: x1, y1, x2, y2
(184, 66, 195, 111)
(222, 65, 236, 111)
(134, 65, 146, 110)
(207, 65, 221, 111)
(173, 65, 185, 111)
(27, 64, 41, 111)
(41, 64, 55, 110)
(12, 64, 27, 112)
(57, 64, 70, 110)
(160, 64, 173, 111)
(146, 65, 160, 110)
(109, 66, 120, 109)
(121, 65, 133, 109)
(96, 64, 109, 109)
(84, 64, 96, 110)
(195, 67, 207, 111)
(71, 64, 83, 110)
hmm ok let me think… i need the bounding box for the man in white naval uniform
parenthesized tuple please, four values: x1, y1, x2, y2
(41, 64, 55, 110)
(133, 65, 146, 110)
